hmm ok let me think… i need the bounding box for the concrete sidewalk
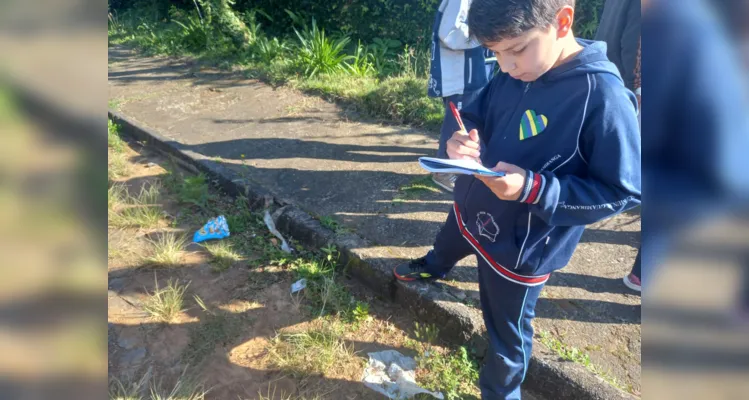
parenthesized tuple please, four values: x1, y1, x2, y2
(109, 45, 640, 399)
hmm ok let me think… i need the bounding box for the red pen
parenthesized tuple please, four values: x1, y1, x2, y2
(449, 101, 467, 134)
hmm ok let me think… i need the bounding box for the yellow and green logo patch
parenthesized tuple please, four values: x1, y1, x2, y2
(519, 109, 548, 140)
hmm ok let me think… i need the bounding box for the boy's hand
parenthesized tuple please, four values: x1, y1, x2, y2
(447, 129, 481, 162)
(475, 162, 527, 201)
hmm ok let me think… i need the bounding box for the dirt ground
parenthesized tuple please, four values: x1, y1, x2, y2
(108, 130, 543, 399)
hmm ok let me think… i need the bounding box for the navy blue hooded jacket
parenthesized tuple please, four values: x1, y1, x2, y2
(452, 40, 641, 286)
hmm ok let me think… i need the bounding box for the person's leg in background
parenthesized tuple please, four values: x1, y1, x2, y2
(393, 208, 473, 281)
(624, 246, 642, 292)
(476, 258, 544, 400)
(737, 257, 749, 325)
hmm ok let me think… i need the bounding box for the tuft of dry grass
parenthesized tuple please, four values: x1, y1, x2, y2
(109, 367, 207, 400)
(143, 278, 189, 323)
(267, 320, 357, 378)
(202, 241, 243, 272)
(110, 184, 164, 229)
(145, 232, 186, 267)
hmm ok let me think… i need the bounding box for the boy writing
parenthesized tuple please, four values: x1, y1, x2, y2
(394, 0, 641, 398)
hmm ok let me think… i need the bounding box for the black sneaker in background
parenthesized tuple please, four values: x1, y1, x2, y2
(393, 257, 440, 282)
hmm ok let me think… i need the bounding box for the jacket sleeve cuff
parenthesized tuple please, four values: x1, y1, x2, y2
(517, 170, 546, 204)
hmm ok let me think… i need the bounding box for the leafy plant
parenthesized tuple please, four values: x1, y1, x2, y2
(177, 174, 212, 208)
(108, 11, 123, 37)
(369, 37, 402, 76)
(575, 0, 604, 39)
(345, 301, 370, 324)
(416, 346, 480, 400)
(284, 9, 310, 31)
(253, 36, 289, 63)
(344, 40, 376, 77)
(294, 19, 352, 77)
(242, 8, 273, 44)
(172, 13, 211, 52)
(108, 119, 125, 153)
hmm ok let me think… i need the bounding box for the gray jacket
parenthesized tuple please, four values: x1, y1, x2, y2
(594, 0, 641, 90)
(428, 0, 491, 98)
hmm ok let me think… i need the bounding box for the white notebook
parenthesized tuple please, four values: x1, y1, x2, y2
(418, 157, 505, 177)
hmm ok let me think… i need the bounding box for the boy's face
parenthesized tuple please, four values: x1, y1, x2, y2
(483, 6, 574, 82)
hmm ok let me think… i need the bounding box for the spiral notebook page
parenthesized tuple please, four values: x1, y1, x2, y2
(418, 157, 505, 177)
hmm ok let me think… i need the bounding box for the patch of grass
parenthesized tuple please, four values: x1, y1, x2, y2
(361, 75, 443, 129)
(109, 367, 152, 400)
(202, 240, 243, 272)
(268, 321, 356, 377)
(537, 330, 630, 393)
(319, 215, 340, 232)
(110, 184, 163, 228)
(344, 300, 370, 324)
(108, 184, 127, 212)
(395, 175, 441, 201)
(588, 364, 629, 394)
(281, 245, 370, 320)
(256, 386, 322, 400)
(413, 322, 440, 347)
(109, 151, 132, 180)
(109, 368, 207, 400)
(160, 167, 183, 192)
(226, 212, 254, 234)
(143, 278, 189, 323)
(297, 72, 378, 102)
(417, 346, 481, 400)
(145, 232, 187, 266)
(177, 174, 213, 209)
(406, 323, 480, 400)
(108, 119, 125, 153)
(109, 99, 122, 111)
(538, 330, 591, 365)
(182, 311, 243, 365)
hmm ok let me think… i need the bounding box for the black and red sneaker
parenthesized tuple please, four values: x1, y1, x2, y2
(393, 257, 439, 282)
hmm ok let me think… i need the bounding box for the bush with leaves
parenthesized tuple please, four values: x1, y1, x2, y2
(294, 19, 352, 77)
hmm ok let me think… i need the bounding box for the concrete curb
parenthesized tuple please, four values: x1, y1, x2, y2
(109, 110, 637, 400)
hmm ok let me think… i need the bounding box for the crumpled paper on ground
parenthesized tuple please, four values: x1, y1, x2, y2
(264, 210, 292, 253)
(362, 350, 444, 400)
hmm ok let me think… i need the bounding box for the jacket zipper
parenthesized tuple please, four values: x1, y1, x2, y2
(468, 59, 473, 84)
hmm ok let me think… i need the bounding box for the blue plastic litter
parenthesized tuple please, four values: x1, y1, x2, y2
(193, 215, 230, 243)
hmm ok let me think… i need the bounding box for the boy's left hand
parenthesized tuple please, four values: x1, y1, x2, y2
(475, 162, 527, 201)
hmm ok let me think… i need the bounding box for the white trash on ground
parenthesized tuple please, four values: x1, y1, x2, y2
(263, 210, 292, 253)
(290, 278, 307, 293)
(362, 350, 444, 400)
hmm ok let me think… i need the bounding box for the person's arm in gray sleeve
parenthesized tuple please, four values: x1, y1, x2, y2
(620, 0, 642, 90)
(438, 0, 481, 50)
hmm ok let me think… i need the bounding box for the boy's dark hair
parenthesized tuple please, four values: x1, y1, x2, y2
(467, 0, 575, 43)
